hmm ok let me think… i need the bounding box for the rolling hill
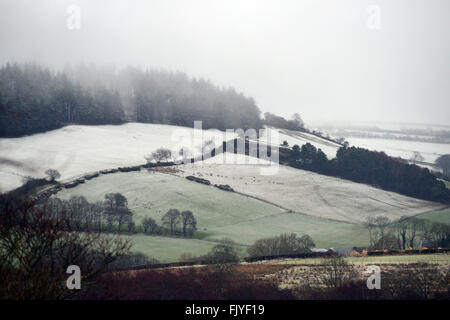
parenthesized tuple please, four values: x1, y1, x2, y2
(176, 153, 445, 224)
(52, 154, 447, 262)
(259, 127, 341, 159)
(2, 123, 448, 262)
(0, 123, 341, 192)
(0, 123, 231, 192)
(53, 168, 370, 261)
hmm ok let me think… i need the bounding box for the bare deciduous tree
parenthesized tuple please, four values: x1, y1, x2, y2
(142, 217, 158, 234)
(201, 139, 215, 157)
(178, 147, 193, 162)
(364, 217, 376, 247)
(45, 168, 61, 181)
(408, 217, 425, 248)
(374, 216, 390, 249)
(310, 256, 358, 289)
(104, 193, 130, 231)
(247, 233, 315, 257)
(162, 209, 180, 235)
(394, 216, 409, 250)
(180, 210, 197, 237)
(150, 147, 172, 162)
(410, 151, 425, 164)
(0, 195, 130, 299)
(435, 154, 450, 176)
(207, 238, 240, 273)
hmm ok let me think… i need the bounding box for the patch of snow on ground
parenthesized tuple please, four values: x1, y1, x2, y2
(346, 137, 450, 164)
(201, 152, 273, 165)
(0, 123, 232, 192)
(258, 127, 341, 159)
(176, 158, 444, 224)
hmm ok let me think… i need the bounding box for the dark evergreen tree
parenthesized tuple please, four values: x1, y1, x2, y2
(0, 63, 265, 137)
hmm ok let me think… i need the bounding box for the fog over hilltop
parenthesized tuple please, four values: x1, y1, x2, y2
(0, 0, 449, 126)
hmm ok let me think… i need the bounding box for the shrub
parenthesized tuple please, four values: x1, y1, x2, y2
(142, 217, 158, 234)
(247, 233, 315, 258)
(45, 168, 61, 181)
(108, 252, 159, 269)
(150, 148, 172, 162)
(312, 256, 359, 289)
(206, 238, 241, 273)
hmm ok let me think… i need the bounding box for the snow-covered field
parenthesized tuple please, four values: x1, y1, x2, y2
(259, 127, 341, 159)
(176, 154, 445, 224)
(0, 123, 342, 193)
(0, 123, 231, 192)
(314, 121, 450, 166)
(354, 122, 450, 132)
(346, 137, 450, 164)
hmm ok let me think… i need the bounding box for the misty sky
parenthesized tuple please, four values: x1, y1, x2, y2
(1, 0, 449, 126)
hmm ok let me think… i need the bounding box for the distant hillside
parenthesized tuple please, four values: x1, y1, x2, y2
(259, 127, 342, 159)
(0, 63, 262, 137)
(177, 154, 445, 224)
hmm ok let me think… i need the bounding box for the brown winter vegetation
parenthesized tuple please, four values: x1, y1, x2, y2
(80, 266, 295, 300)
(76, 257, 450, 300)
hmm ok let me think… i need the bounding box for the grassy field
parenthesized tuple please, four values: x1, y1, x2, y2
(416, 207, 450, 224)
(206, 211, 369, 248)
(55, 170, 285, 228)
(177, 158, 445, 224)
(270, 253, 450, 265)
(54, 168, 448, 262)
(130, 235, 217, 263)
(131, 234, 253, 263)
(54, 170, 374, 261)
